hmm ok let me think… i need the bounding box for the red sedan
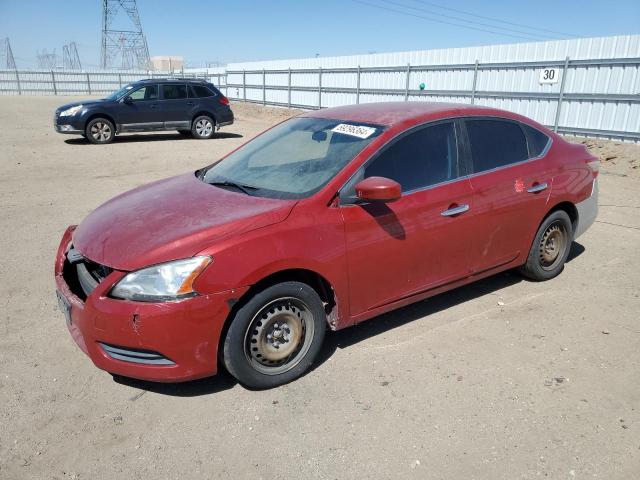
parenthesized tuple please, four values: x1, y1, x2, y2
(55, 102, 599, 388)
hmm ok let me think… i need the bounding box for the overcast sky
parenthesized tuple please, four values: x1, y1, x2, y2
(1, 0, 639, 68)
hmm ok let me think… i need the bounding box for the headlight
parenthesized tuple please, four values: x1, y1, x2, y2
(110, 256, 212, 302)
(59, 105, 83, 117)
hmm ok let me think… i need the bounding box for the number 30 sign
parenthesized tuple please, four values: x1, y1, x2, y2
(539, 68, 559, 84)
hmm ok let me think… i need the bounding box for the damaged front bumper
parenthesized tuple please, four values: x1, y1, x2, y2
(54, 225, 248, 382)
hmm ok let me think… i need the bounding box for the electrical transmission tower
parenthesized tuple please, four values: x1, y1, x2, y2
(63, 42, 82, 70)
(101, 0, 150, 70)
(0, 37, 16, 69)
(37, 49, 58, 69)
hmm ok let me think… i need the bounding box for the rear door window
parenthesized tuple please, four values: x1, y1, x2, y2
(161, 84, 188, 100)
(363, 122, 459, 192)
(522, 124, 551, 157)
(465, 119, 529, 173)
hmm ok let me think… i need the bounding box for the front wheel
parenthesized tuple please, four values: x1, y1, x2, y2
(519, 210, 573, 281)
(223, 281, 326, 389)
(85, 118, 115, 144)
(191, 115, 215, 139)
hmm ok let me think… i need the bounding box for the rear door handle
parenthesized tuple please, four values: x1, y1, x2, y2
(187, 101, 195, 106)
(441, 204, 470, 217)
(527, 182, 548, 193)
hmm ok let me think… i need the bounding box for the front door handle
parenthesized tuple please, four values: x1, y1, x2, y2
(187, 101, 195, 106)
(441, 204, 470, 217)
(527, 182, 548, 193)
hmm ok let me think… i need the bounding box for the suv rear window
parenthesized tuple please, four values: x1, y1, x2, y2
(190, 85, 215, 98)
(162, 84, 187, 100)
(466, 119, 529, 173)
(522, 124, 550, 157)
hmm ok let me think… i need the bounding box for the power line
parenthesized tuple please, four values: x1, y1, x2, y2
(380, 0, 552, 41)
(409, 0, 581, 38)
(350, 0, 551, 41)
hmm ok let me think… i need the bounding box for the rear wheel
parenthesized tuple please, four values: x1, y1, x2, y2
(223, 281, 326, 389)
(85, 118, 115, 144)
(519, 210, 573, 281)
(191, 115, 215, 139)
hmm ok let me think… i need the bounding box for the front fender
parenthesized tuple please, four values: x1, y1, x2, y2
(193, 204, 352, 328)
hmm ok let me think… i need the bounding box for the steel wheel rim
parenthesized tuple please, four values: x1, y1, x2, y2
(243, 297, 315, 376)
(90, 122, 111, 141)
(539, 221, 567, 270)
(195, 119, 212, 136)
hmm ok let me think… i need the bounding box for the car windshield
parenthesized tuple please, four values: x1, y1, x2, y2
(200, 117, 384, 199)
(104, 84, 136, 101)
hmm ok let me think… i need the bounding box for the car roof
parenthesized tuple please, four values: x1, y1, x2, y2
(302, 101, 528, 128)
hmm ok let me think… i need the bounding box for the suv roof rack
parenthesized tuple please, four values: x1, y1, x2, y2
(135, 77, 209, 83)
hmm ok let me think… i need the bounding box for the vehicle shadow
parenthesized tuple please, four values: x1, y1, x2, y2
(315, 241, 585, 363)
(112, 241, 585, 396)
(566, 241, 585, 262)
(64, 132, 243, 145)
(112, 370, 238, 397)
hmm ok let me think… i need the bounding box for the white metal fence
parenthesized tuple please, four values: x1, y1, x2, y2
(2, 36, 640, 141)
(0, 69, 226, 96)
(223, 57, 640, 142)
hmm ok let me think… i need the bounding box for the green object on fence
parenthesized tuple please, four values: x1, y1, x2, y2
(419, 82, 426, 90)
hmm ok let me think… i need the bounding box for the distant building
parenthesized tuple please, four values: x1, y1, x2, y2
(150, 56, 184, 72)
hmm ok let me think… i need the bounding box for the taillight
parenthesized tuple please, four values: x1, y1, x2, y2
(218, 96, 229, 106)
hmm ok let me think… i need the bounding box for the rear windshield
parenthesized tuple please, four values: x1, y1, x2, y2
(200, 117, 385, 199)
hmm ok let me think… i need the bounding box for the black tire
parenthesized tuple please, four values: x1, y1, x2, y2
(85, 117, 115, 144)
(191, 115, 215, 139)
(223, 281, 326, 389)
(177, 129, 192, 137)
(519, 210, 573, 281)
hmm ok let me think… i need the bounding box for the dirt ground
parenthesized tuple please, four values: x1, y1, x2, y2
(1, 96, 639, 480)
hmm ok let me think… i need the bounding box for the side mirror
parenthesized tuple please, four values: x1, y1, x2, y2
(122, 96, 133, 104)
(355, 176, 402, 203)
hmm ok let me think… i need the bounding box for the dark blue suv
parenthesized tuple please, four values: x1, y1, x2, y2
(54, 78, 234, 144)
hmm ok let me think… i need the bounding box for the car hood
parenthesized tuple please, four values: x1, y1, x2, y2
(72, 173, 296, 271)
(56, 99, 108, 112)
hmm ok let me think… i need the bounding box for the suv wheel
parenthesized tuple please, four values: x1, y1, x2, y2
(191, 115, 215, 139)
(85, 118, 115, 144)
(223, 281, 327, 389)
(519, 210, 573, 281)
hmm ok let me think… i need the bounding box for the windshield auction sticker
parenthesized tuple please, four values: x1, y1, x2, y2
(332, 123, 376, 139)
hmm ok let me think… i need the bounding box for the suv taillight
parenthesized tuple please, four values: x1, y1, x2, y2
(218, 96, 229, 106)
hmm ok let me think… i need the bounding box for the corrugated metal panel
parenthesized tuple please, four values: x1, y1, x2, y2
(213, 35, 640, 140)
(222, 35, 640, 70)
